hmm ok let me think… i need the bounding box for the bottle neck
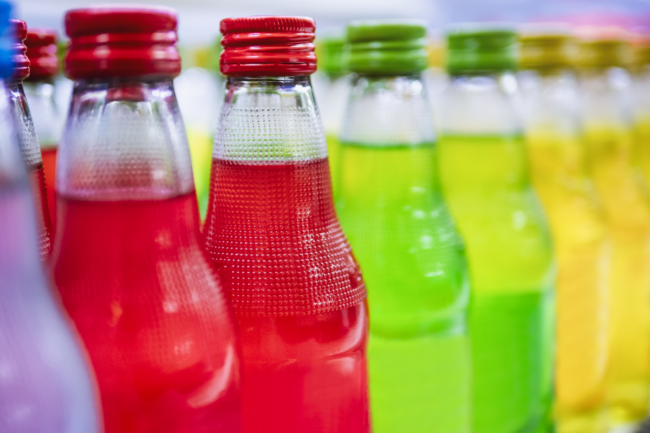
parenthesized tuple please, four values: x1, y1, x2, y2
(6, 80, 42, 169)
(23, 80, 61, 148)
(577, 66, 633, 129)
(58, 77, 194, 201)
(217, 75, 327, 164)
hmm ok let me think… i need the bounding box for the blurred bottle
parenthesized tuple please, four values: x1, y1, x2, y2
(337, 20, 471, 433)
(204, 16, 369, 433)
(314, 35, 349, 195)
(0, 3, 101, 432)
(631, 35, 650, 190)
(8, 19, 52, 258)
(175, 38, 223, 219)
(52, 7, 242, 433)
(423, 33, 449, 127)
(23, 27, 62, 231)
(519, 28, 610, 433)
(576, 31, 650, 430)
(438, 26, 556, 433)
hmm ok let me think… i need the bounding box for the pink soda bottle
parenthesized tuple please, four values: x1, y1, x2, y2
(203, 16, 370, 433)
(7, 19, 53, 258)
(52, 6, 242, 433)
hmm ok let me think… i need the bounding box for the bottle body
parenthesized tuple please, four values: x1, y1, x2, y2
(0, 80, 100, 433)
(52, 78, 241, 433)
(7, 80, 52, 257)
(203, 76, 369, 433)
(519, 68, 610, 433)
(24, 79, 62, 231)
(578, 66, 650, 427)
(438, 73, 555, 433)
(336, 75, 471, 433)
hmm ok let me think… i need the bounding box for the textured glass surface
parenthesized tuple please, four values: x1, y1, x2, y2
(203, 76, 369, 433)
(578, 67, 650, 427)
(52, 78, 241, 433)
(7, 81, 52, 258)
(0, 80, 100, 433)
(438, 73, 556, 433)
(520, 68, 610, 433)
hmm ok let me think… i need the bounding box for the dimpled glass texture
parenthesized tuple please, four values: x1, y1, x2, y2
(203, 76, 369, 433)
(438, 73, 556, 433)
(7, 80, 53, 258)
(336, 75, 472, 433)
(52, 79, 242, 433)
(0, 81, 100, 433)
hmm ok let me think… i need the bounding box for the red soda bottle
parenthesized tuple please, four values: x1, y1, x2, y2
(7, 19, 53, 257)
(24, 27, 61, 231)
(203, 16, 370, 433)
(52, 6, 242, 433)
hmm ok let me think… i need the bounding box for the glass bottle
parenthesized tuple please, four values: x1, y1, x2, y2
(336, 20, 471, 433)
(7, 19, 52, 257)
(24, 27, 62, 231)
(203, 16, 369, 433)
(576, 32, 650, 430)
(52, 7, 242, 433)
(438, 26, 556, 433)
(519, 29, 610, 433)
(0, 3, 100, 432)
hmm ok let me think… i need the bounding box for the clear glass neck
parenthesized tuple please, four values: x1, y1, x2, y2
(340, 74, 435, 146)
(216, 76, 327, 163)
(23, 80, 62, 148)
(7, 81, 42, 168)
(58, 78, 194, 201)
(439, 72, 523, 135)
(577, 66, 633, 127)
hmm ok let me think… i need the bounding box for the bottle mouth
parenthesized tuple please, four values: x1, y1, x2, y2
(64, 6, 181, 80)
(219, 16, 317, 77)
(10, 19, 29, 82)
(25, 28, 59, 81)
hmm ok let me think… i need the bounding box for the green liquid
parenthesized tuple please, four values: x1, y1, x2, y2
(337, 143, 471, 433)
(326, 132, 341, 198)
(438, 134, 555, 433)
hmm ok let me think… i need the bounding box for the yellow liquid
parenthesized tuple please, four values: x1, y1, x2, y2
(186, 128, 214, 219)
(527, 128, 610, 433)
(584, 124, 650, 426)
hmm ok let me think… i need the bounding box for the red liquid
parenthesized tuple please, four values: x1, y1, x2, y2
(28, 163, 52, 258)
(203, 158, 369, 433)
(53, 193, 241, 433)
(41, 147, 57, 230)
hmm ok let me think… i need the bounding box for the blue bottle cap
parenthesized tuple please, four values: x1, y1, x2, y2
(0, 1, 14, 79)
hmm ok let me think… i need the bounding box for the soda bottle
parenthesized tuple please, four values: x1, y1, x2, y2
(0, 3, 101, 432)
(336, 20, 471, 433)
(23, 27, 62, 231)
(314, 35, 349, 195)
(203, 16, 369, 433)
(52, 6, 242, 433)
(576, 31, 650, 430)
(519, 28, 610, 433)
(438, 26, 556, 433)
(7, 19, 52, 257)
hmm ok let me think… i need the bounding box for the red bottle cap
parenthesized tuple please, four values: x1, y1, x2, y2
(25, 28, 59, 81)
(10, 19, 29, 81)
(65, 6, 181, 80)
(220, 16, 317, 76)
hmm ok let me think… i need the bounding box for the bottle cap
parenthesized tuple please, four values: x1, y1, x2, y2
(25, 28, 59, 81)
(0, 1, 12, 79)
(576, 27, 631, 68)
(346, 20, 428, 75)
(519, 25, 576, 70)
(65, 5, 181, 79)
(220, 16, 317, 76)
(10, 19, 28, 81)
(316, 35, 346, 77)
(446, 24, 518, 75)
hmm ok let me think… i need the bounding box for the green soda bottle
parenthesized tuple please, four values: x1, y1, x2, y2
(438, 26, 556, 433)
(336, 20, 472, 433)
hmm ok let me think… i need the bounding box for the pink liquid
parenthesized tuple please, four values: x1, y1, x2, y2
(203, 158, 370, 433)
(53, 193, 241, 433)
(28, 163, 52, 258)
(41, 147, 57, 230)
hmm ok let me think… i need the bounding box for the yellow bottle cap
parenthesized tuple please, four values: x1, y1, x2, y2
(519, 25, 575, 70)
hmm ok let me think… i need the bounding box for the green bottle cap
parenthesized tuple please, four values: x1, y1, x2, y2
(316, 35, 347, 77)
(446, 24, 518, 75)
(346, 20, 429, 75)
